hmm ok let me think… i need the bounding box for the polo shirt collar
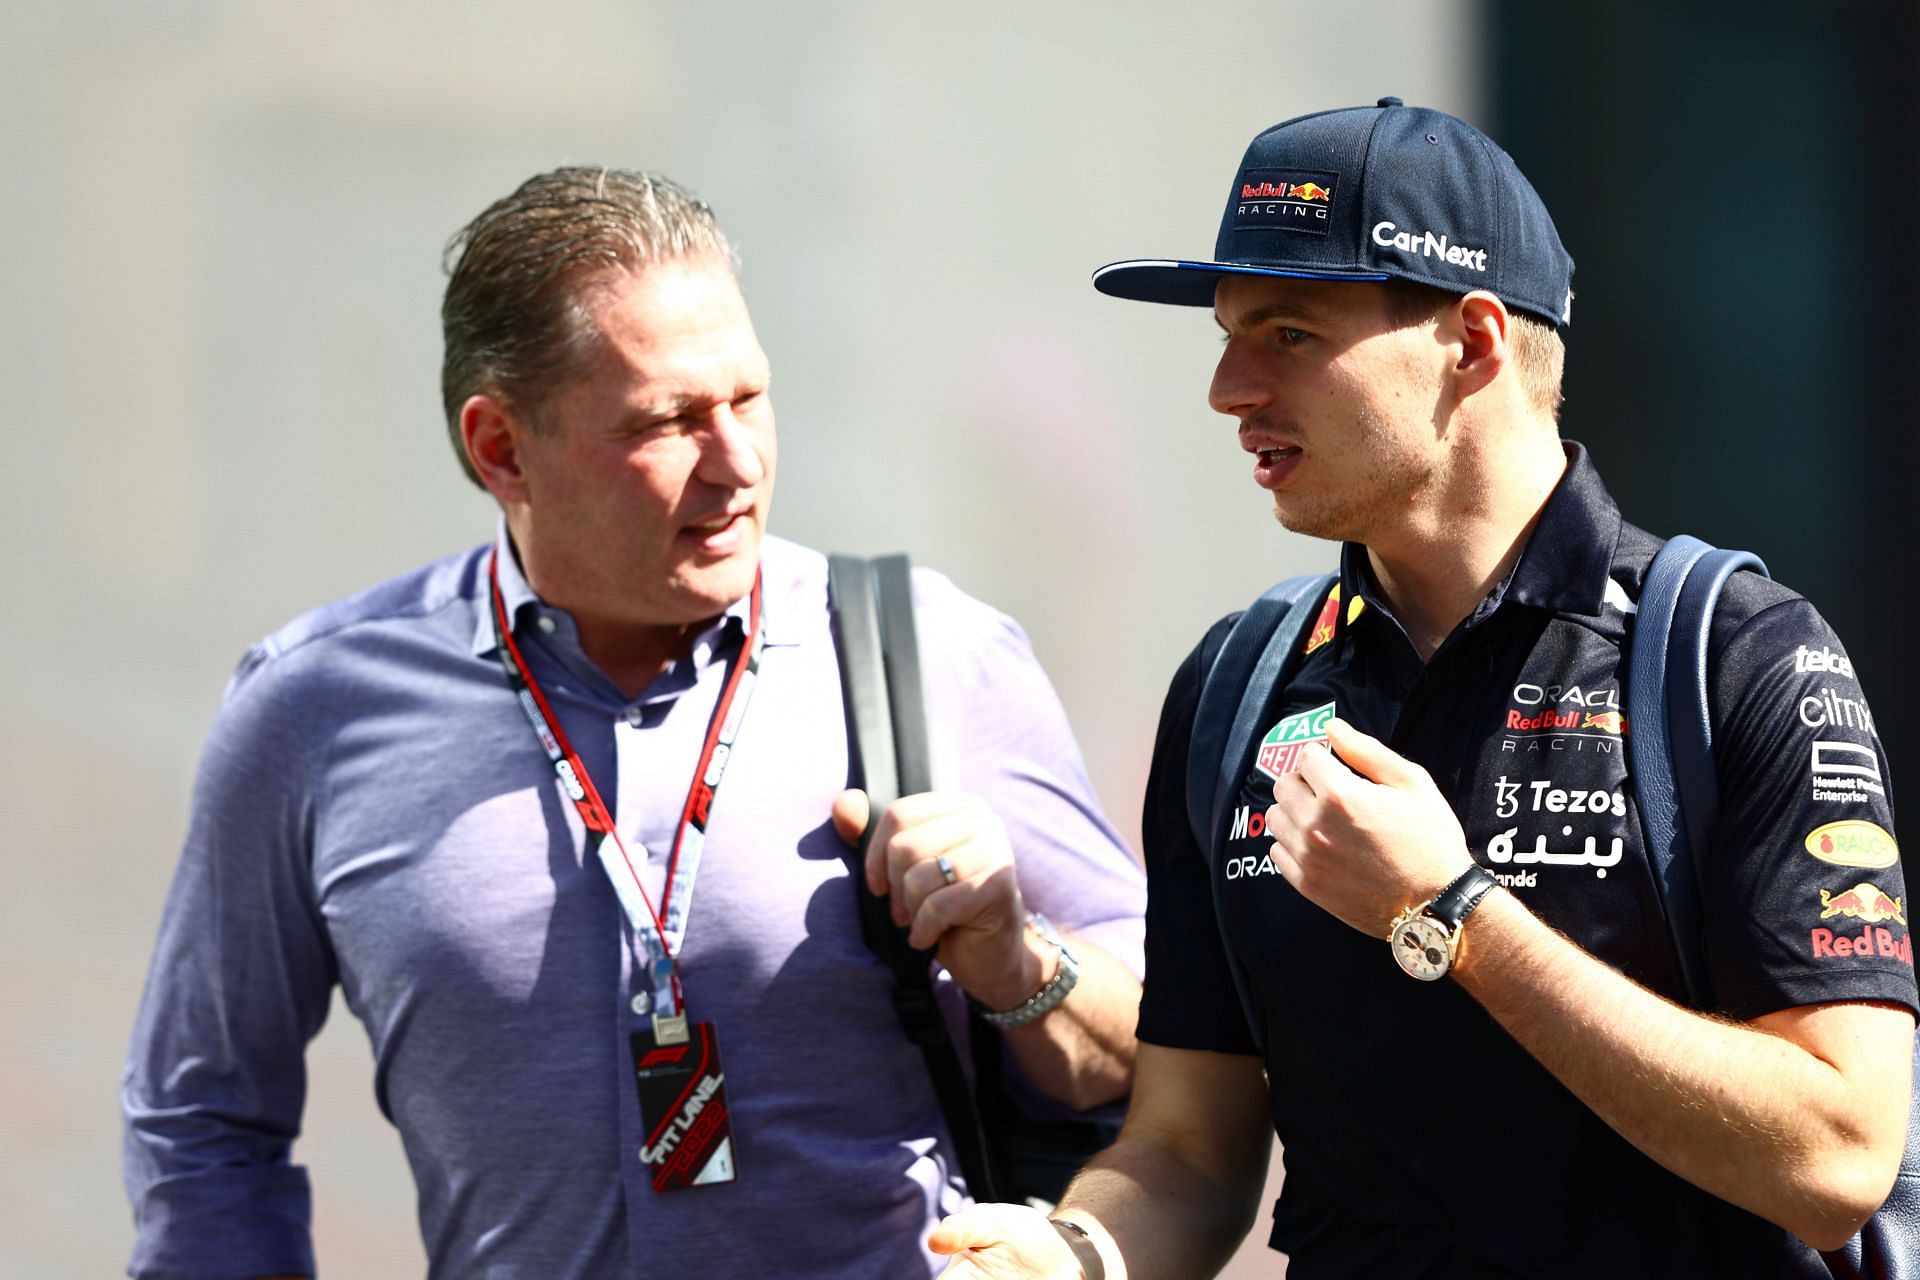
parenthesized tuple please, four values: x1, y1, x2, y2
(1330, 439, 1621, 647)
(1501, 440, 1622, 619)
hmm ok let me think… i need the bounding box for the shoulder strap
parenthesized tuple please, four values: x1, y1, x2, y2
(827, 553, 1005, 1203)
(1626, 534, 1768, 1009)
(1184, 571, 1337, 1053)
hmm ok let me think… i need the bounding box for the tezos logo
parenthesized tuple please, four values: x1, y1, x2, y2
(1254, 701, 1336, 781)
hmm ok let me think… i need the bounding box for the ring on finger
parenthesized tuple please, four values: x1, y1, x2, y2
(936, 854, 958, 886)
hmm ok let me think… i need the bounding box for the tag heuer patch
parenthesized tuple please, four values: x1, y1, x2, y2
(1255, 701, 1336, 780)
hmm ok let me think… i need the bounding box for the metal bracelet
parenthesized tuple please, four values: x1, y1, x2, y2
(975, 913, 1079, 1028)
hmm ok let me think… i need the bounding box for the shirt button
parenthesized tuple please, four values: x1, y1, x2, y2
(626, 707, 644, 727)
(630, 992, 652, 1016)
(537, 615, 557, 634)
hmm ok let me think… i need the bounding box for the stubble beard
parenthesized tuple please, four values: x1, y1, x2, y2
(1268, 404, 1432, 545)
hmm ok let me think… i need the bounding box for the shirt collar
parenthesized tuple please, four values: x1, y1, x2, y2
(1500, 440, 1622, 618)
(471, 518, 769, 665)
(1330, 439, 1621, 644)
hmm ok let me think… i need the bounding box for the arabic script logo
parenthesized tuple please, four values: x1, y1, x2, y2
(1485, 826, 1623, 879)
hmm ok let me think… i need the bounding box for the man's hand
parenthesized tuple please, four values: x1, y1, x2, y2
(831, 789, 1041, 1011)
(1262, 718, 1474, 937)
(930, 1203, 1089, 1278)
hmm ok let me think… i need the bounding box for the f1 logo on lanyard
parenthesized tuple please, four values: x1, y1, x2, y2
(488, 551, 762, 1191)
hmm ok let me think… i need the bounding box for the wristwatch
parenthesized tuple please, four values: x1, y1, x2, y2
(976, 913, 1079, 1027)
(1387, 865, 1497, 981)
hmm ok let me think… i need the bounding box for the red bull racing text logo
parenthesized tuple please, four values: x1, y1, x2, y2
(1239, 180, 1333, 202)
(1234, 169, 1338, 236)
(1810, 924, 1913, 965)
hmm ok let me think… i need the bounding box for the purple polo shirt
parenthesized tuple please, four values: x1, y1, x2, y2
(122, 531, 1145, 1279)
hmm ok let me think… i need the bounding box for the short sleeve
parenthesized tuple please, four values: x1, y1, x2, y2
(1699, 580, 1916, 1021)
(1135, 620, 1260, 1055)
(121, 645, 338, 1279)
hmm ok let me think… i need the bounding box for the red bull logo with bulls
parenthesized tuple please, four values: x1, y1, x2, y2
(1818, 883, 1906, 926)
(1255, 701, 1336, 781)
(1810, 880, 1913, 966)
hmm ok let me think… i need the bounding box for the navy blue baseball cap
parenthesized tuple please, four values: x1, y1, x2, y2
(1093, 97, 1575, 327)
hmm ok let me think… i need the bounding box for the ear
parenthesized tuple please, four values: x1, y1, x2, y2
(460, 394, 532, 505)
(1448, 290, 1512, 404)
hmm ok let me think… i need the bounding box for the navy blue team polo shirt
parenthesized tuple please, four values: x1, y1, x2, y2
(1138, 442, 1914, 1278)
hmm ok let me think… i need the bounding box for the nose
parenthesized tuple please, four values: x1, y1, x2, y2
(1208, 335, 1273, 421)
(696, 401, 768, 490)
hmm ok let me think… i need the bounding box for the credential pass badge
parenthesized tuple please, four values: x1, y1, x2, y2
(632, 1021, 737, 1192)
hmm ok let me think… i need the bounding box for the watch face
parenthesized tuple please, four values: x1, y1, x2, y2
(1391, 915, 1453, 981)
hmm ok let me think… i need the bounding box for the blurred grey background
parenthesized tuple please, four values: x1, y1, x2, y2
(4, 1, 1911, 1275)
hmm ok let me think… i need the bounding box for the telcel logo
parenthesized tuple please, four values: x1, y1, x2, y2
(1372, 221, 1488, 271)
(1796, 645, 1855, 677)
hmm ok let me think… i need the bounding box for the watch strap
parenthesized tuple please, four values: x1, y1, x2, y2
(1427, 864, 1497, 930)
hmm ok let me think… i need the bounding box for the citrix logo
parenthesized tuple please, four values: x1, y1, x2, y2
(1372, 221, 1488, 271)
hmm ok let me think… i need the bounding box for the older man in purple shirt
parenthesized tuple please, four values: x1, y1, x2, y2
(121, 169, 1146, 1280)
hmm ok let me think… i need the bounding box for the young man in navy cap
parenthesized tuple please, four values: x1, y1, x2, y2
(930, 99, 1914, 1278)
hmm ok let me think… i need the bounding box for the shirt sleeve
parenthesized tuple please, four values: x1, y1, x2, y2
(121, 644, 337, 1280)
(1699, 579, 1917, 1021)
(915, 569, 1147, 975)
(1135, 620, 1260, 1056)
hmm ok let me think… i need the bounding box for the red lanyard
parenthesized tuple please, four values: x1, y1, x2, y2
(487, 551, 764, 1013)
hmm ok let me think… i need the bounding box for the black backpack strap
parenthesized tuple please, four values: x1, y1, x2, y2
(1626, 534, 1768, 1008)
(1183, 571, 1337, 1054)
(827, 553, 1005, 1203)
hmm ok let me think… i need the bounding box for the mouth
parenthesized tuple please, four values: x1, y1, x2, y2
(681, 508, 756, 552)
(1251, 445, 1301, 490)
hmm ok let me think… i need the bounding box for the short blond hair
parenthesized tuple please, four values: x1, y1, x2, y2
(1384, 279, 1565, 421)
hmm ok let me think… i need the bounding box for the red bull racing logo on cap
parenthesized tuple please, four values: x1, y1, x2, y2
(1254, 701, 1336, 781)
(1233, 168, 1338, 237)
(1240, 180, 1333, 202)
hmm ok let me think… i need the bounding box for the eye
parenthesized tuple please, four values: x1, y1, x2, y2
(1276, 327, 1310, 345)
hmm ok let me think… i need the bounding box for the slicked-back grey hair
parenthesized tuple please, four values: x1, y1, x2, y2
(440, 167, 737, 487)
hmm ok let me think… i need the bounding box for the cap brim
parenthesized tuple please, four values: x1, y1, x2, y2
(1092, 258, 1391, 306)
